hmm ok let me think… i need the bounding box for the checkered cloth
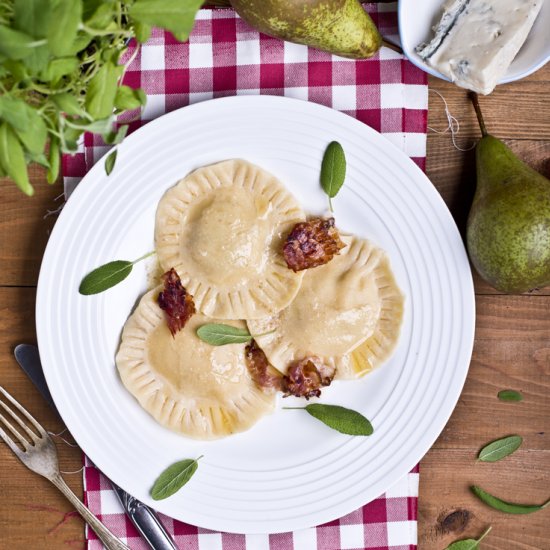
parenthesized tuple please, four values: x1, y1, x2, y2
(62, 4, 427, 549)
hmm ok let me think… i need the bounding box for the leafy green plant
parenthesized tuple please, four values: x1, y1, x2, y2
(0, 0, 203, 195)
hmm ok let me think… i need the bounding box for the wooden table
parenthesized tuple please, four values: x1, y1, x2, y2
(1, 66, 548, 549)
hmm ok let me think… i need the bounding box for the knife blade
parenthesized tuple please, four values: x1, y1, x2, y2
(14, 344, 178, 550)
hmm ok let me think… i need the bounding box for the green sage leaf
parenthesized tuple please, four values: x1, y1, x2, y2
(129, 0, 203, 42)
(85, 62, 124, 120)
(478, 435, 522, 462)
(151, 456, 201, 501)
(47, 0, 82, 56)
(471, 486, 550, 514)
(197, 324, 252, 346)
(498, 390, 523, 402)
(444, 526, 492, 550)
(79, 260, 133, 295)
(320, 141, 346, 211)
(47, 137, 60, 184)
(114, 85, 147, 111)
(287, 404, 373, 436)
(0, 25, 36, 60)
(0, 122, 33, 196)
(105, 149, 117, 175)
(104, 124, 129, 145)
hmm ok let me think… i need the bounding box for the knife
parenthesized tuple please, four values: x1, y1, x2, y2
(14, 344, 178, 550)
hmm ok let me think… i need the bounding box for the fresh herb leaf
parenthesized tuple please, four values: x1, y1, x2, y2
(129, 0, 203, 42)
(47, 137, 60, 184)
(320, 141, 346, 212)
(478, 435, 522, 462)
(444, 526, 492, 550)
(285, 404, 373, 436)
(51, 93, 90, 118)
(498, 390, 523, 402)
(197, 324, 253, 346)
(104, 125, 129, 145)
(471, 486, 550, 514)
(14, 0, 52, 39)
(134, 21, 152, 43)
(0, 123, 33, 196)
(47, 0, 82, 56)
(105, 149, 117, 175)
(85, 62, 124, 120)
(79, 251, 155, 295)
(0, 25, 36, 60)
(114, 85, 147, 111)
(0, 96, 30, 131)
(151, 456, 202, 501)
(41, 57, 79, 82)
(14, 108, 48, 155)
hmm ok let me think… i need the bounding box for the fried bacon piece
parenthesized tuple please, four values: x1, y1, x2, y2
(283, 357, 336, 400)
(157, 268, 196, 336)
(245, 340, 285, 394)
(283, 217, 345, 272)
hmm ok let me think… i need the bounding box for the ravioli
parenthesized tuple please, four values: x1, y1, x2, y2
(247, 236, 403, 378)
(155, 160, 305, 319)
(116, 288, 275, 440)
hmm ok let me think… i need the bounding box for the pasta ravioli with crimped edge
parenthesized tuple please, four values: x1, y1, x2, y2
(115, 287, 275, 440)
(155, 159, 305, 319)
(247, 236, 404, 379)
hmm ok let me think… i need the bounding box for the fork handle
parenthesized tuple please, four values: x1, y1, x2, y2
(51, 473, 130, 550)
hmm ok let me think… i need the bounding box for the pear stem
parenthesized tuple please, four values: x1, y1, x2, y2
(469, 92, 488, 137)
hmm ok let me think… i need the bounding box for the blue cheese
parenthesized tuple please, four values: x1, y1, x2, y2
(417, 0, 544, 94)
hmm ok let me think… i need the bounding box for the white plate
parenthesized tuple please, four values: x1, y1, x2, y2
(399, 0, 550, 85)
(36, 95, 475, 534)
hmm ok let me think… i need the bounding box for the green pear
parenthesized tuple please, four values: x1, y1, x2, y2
(466, 93, 550, 293)
(230, 0, 382, 59)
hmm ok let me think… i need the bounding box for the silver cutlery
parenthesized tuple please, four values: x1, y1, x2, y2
(0, 385, 129, 550)
(14, 344, 178, 550)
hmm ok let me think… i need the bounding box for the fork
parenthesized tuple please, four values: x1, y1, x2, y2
(0, 385, 130, 550)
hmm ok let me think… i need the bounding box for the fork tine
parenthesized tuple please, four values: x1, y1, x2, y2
(0, 398, 40, 443)
(0, 410, 30, 450)
(0, 422, 25, 456)
(0, 386, 47, 437)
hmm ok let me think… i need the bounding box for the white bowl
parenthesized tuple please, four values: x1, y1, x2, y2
(398, 0, 550, 86)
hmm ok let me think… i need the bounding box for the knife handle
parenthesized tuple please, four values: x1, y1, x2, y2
(116, 488, 178, 550)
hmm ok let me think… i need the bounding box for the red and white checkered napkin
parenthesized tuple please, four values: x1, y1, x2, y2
(63, 4, 427, 549)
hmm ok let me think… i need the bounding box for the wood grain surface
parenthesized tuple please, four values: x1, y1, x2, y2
(0, 65, 549, 550)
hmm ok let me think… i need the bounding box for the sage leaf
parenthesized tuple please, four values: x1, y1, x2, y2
(151, 456, 202, 501)
(286, 404, 373, 436)
(114, 85, 147, 111)
(79, 260, 132, 295)
(79, 251, 155, 295)
(47, 137, 60, 184)
(85, 62, 124, 120)
(197, 324, 252, 346)
(478, 435, 522, 462)
(47, 0, 82, 56)
(0, 25, 36, 60)
(444, 526, 492, 550)
(320, 141, 346, 211)
(0, 122, 33, 196)
(498, 390, 523, 402)
(471, 485, 550, 514)
(129, 0, 203, 41)
(105, 149, 117, 176)
(104, 125, 129, 145)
